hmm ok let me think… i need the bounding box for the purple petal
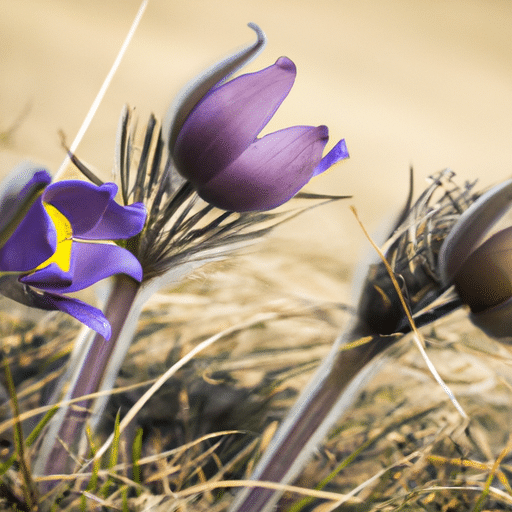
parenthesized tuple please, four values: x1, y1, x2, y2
(173, 57, 296, 184)
(454, 226, 512, 312)
(22, 242, 143, 293)
(43, 181, 146, 240)
(468, 297, 512, 340)
(0, 273, 57, 310)
(197, 125, 329, 211)
(42, 181, 113, 235)
(439, 178, 512, 285)
(17, 169, 52, 198)
(312, 139, 349, 177)
(19, 262, 72, 289)
(0, 275, 110, 338)
(0, 163, 51, 234)
(167, 23, 266, 150)
(0, 197, 57, 272)
(42, 293, 111, 339)
(84, 201, 146, 240)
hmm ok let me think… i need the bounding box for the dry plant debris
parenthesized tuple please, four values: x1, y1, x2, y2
(0, 243, 511, 511)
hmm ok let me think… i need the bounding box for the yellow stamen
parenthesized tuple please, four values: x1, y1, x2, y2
(35, 203, 73, 272)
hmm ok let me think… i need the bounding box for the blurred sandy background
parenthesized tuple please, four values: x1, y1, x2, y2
(2, 0, 512, 280)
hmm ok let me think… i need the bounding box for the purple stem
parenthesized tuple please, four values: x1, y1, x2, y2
(229, 324, 397, 512)
(36, 275, 139, 493)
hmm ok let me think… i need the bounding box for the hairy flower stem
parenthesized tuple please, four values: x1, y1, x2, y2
(34, 275, 139, 494)
(230, 322, 399, 512)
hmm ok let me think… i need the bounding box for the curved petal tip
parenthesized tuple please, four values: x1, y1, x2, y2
(313, 138, 349, 177)
(275, 56, 296, 74)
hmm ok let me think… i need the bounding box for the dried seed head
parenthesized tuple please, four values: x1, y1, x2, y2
(356, 169, 480, 336)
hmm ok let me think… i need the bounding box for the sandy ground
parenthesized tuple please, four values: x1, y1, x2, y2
(3, 0, 512, 267)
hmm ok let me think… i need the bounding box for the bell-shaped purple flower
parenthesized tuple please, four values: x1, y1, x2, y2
(439, 178, 512, 339)
(0, 167, 147, 339)
(171, 56, 349, 211)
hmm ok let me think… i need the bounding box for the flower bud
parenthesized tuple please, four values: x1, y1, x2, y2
(168, 30, 348, 211)
(439, 178, 512, 339)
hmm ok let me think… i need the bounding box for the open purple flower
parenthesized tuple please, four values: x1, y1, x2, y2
(0, 166, 146, 339)
(170, 56, 349, 211)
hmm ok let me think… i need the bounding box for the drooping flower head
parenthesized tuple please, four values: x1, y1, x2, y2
(0, 164, 147, 339)
(355, 169, 478, 336)
(439, 178, 512, 339)
(167, 25, 348, 212)
(354, 169, 512, 340)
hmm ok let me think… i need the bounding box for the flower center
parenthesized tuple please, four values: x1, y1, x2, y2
(35, 203, 73, 272)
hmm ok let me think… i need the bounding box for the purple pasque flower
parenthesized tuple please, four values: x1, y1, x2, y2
(0, 166, 147, 339)
(439, 178, 512, 339)
(170, 56, 349, 212)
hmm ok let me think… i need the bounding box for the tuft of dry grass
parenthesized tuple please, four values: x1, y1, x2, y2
(0, 240, 511, 511)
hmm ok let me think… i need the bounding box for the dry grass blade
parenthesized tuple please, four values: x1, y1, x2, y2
(351, 205, 467, 418)
(174, 479, 359, 505)
(81, 491, 123, 510)
(2, 357, 36, 509)
(84, 312, 281, 470)
(53, 0, 149, 180)
(471, 438, 512, 512)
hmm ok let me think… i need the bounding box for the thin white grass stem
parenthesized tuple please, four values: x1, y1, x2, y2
(411, 332, 467, 418)
(53, 0, 149, 181)
(351, 205, 467, 418)
(175, 479, 354, 504)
